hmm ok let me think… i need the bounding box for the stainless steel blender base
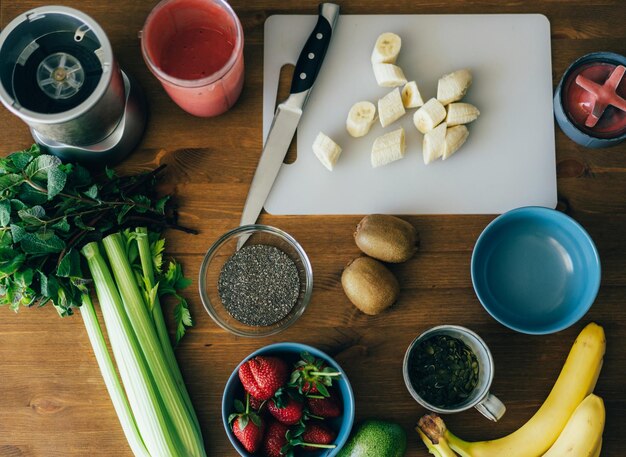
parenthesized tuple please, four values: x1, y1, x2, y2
(31, 70, 147, 165)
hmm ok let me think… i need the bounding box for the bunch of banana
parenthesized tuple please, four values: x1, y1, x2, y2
(414, 69, 480, 164)
(416, 322, 606, 457)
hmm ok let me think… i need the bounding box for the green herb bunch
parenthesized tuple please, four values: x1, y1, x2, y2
(0, 145, 194, 334)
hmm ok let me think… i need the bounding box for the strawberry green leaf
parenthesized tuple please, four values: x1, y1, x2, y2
(301, 352, 315, 364)
(250, 413, 262, 427)
(316, 383, 330, 398)
(234, 399, 245, 413)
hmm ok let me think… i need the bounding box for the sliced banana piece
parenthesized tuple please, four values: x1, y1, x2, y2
(443, 125, 469, 160)
(378, 88, 406, 128)
(346, 101, 377, 137)
(373, 63, 408, 87)
(312, 132, 342, 171)
(413, 98, 446, 134)
(437, 69, 473, 105)
(401, 81, 424, 109)
(446, 102, 480, 126)
(371, 128, 405, 168)
(371, 32, 402, 64)
(423, 123, 447, 165)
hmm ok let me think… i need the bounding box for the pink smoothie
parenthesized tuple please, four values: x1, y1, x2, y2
(142, 0, 244, 117)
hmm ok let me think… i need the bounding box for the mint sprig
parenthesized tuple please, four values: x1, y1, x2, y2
(0, 145, 197, 319)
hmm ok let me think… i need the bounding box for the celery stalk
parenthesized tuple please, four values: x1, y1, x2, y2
(82, 242, 183, 457)
(103, 233, 206, 457)
(80, 294, 150, 457)
(134, 227, 201, 432)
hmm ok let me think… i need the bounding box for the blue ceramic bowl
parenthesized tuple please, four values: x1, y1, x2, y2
(471, 207, 601, 334)
(222, 343, 355, 456)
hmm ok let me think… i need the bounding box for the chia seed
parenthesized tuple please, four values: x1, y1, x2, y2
(218, 244, 301, 326)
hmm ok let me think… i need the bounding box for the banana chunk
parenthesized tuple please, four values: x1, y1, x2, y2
(371, 32, 402, 64)
(413, 98, 446, 134)
(378, 88, 406, 128)
(312, 132, 342, 171)
(446, 102, 480, 126)
(373, 63, 408, 87)
(347, 101, 377, 137)
(443, 125, 469, 160)
(423, 123, 447, 164)
(401, 81, 424, 109)
(437, 69, 473, 105)
(372, 128, 405, 168)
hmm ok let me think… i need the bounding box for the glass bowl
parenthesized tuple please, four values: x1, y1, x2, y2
(199, 225, 313, 337)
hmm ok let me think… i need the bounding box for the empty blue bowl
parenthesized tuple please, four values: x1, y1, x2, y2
(471, 207, 601, 334)
(222, 342, 355, 456)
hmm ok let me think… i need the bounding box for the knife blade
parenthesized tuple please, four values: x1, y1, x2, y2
(239, 3, 340, 231)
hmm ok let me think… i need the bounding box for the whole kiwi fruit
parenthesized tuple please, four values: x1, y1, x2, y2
(354, 214, 418, 263)
(341, 256, 400, 315)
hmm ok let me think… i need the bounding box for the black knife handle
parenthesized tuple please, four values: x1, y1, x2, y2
(289, 3, 340, 95)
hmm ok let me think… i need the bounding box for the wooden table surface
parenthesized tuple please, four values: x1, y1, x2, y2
(1, 1, 625, 456)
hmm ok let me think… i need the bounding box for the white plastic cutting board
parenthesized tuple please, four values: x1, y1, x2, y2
(263, 14, 557, 215)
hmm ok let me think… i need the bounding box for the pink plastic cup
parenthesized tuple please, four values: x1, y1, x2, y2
(141, 0, 244, 117)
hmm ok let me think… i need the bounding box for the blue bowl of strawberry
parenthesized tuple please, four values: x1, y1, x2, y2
(222, 342, 355, 457)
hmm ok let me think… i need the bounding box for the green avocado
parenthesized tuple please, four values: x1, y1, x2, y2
(337, 419, 407, 457)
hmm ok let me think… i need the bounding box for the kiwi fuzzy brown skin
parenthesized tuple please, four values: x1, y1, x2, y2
(354, 214, 419, 263)
(341, 256, 400, 315)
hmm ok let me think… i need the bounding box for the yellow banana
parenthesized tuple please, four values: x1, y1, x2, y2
(592, 438, 602, 457)
(417, 322, 605, 457)
(543, 394, 605, 457)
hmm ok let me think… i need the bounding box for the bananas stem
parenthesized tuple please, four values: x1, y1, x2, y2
(416, 425, 458, 457)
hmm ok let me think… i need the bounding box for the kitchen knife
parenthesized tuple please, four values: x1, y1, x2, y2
(239, 3, 340, 231)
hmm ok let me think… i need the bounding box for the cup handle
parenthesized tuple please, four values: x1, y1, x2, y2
(474, 392, 506, 421)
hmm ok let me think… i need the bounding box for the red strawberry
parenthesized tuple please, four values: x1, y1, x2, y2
(262, 420, 290, 457)
(300, 422, 337, 452)
(249, 395, 265, 412)
(232, 416, 264, 453)
(229, 395, 265, 453)
(306, 391, 341, 418)
(289, 352, 341, 397)
(268, 396, 304, 425)
(239, 356, 288, 401)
